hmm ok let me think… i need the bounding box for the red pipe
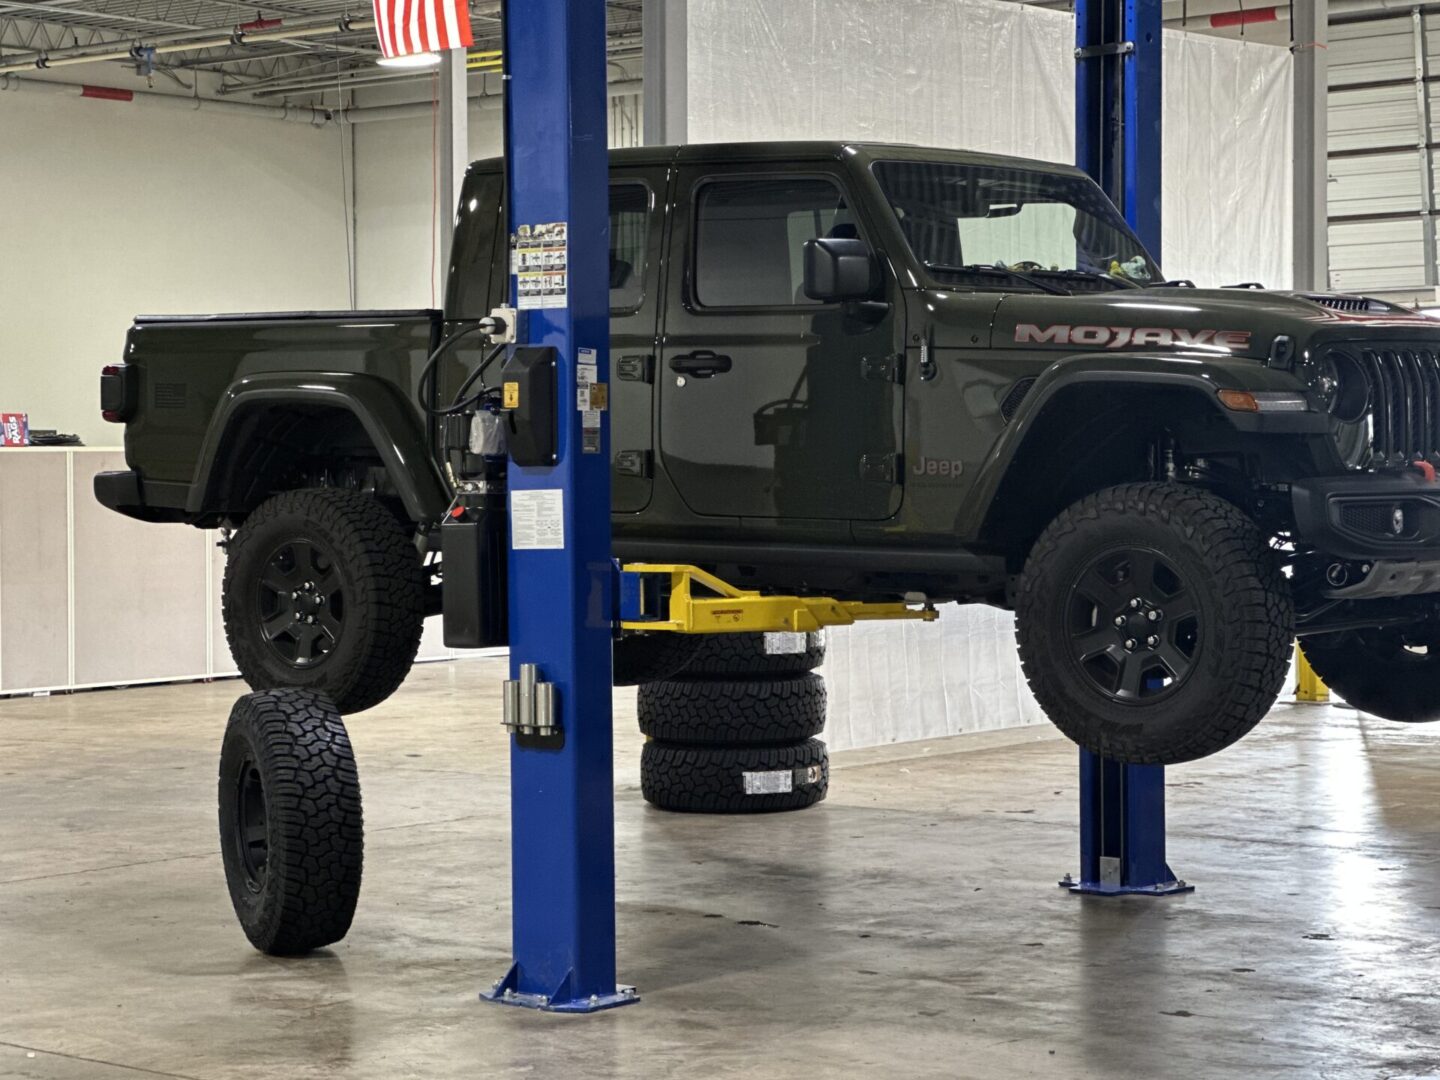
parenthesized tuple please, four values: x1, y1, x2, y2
(1210, 6, 1284, 28)
(237, 15, 282, 31)
(80, 84, 134, 101)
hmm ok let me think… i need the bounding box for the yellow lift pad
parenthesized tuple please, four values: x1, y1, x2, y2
(618, 563, 939, 635)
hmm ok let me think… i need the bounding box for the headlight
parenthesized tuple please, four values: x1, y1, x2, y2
(1319, 351, 1370, 423)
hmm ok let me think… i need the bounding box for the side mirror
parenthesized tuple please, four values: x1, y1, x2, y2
(803, 237, 880, 303)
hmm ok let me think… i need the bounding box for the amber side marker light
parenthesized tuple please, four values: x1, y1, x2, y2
(1218, 389, 1309, 414)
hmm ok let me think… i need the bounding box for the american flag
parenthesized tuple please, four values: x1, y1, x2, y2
(371, 0, 472, 57)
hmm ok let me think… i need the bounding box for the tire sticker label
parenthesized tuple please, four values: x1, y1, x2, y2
(763, 631, 806, 655)
(510, 489, 565, 550)
(743, 770, 793, 796)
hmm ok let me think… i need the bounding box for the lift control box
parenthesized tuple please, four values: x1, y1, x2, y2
(500, 346, 557, 467)
(441, 492, 509, 648)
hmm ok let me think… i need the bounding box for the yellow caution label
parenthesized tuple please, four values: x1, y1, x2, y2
(503, 382, 520, 409)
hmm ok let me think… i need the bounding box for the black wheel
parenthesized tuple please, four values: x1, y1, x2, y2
(1016, 483, 1292, 765)
(222, 489, 424, 714)
(681, 631, 826, 678)
(1301, 631, 1440, 721)
(638, 673, 826, 745)
(641, 738, 829, 813)
(612, 632, 705, 687)
(218, 690, 363, 955)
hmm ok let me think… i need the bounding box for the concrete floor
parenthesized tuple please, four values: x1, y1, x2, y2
(3, 661, 1440, 1079)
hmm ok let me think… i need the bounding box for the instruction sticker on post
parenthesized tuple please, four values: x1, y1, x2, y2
(513, 222, 568, 310)
(576, 347, 604, 454)
(510, 489, 565, 550)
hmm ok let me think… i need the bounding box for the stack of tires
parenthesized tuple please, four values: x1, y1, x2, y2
(638, 631, 829, 814)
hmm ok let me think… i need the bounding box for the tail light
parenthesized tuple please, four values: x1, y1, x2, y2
(100, 363, 137, 423)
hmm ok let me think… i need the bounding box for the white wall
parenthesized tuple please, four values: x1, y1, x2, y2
(352, 87, 642, 310)
(0, 84, 353, 448)
(354, 100, 506, 310)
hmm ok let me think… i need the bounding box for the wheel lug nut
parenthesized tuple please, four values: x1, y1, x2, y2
(1148, 609, 1162, 622)
(1113, 615, 1126, 628)
(1124, 638, 1137, 650)
(1146, 635, 1159, 647)
(1129, 598, 1141, 609)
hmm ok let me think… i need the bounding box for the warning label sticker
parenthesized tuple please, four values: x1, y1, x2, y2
(577, 347, 602, 454)
(513, 222, 568, 310)
(510, 489, 565, 550)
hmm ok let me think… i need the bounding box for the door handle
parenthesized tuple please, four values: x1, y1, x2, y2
(669, 351, 733, 378)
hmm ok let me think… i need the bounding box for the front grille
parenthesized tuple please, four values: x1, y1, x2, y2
(1356, 346, 1440, 464)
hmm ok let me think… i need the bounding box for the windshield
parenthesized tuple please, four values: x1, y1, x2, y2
(871, 160, 1160, 289)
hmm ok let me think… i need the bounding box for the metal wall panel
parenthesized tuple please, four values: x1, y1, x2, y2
(1328, 15, 1438, 294)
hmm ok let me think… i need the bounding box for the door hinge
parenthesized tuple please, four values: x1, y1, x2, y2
(617, 354, 655, 383)
(861, 353, 905, 384)
(615, 449, 653, 478)
(859, 453, 900, 484)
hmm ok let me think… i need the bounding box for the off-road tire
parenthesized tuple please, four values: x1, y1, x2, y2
(641, 738, 829, 813)
(681, 631, 826, 678)
(1300, 633, 1440, 722)
(638, 673, 826, 745)
(222, 489, 424, 714)
(1016, 483, 1292, 765)
(218, 690, 363, 955)
(612, 632, 705, 687)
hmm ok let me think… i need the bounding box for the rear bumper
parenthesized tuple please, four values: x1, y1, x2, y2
(93, 469, 189, 524)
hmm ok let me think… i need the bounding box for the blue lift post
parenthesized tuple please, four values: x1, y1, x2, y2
(1065, 0, 1192, 898)
(480, 0, 637, 1011)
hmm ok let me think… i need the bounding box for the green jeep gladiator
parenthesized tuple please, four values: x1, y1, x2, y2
(95, 141, 1440, 765)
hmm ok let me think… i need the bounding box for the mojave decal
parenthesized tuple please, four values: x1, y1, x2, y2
(1015, 324, 1253, 350)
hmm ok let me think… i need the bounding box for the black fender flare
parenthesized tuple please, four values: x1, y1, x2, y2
(187, 371, 450, 523)
(956, 351, 1327, 540)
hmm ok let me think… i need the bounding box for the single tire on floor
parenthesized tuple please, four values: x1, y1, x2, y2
(638, 673, 826, 745)
(218, 689, 364, 955)
(641, 738, 829, 813)
(222, 488, 425, 715)
(680, 631, 826, 678)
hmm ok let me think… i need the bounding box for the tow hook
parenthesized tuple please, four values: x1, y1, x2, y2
(1411, 460, 1437, 483)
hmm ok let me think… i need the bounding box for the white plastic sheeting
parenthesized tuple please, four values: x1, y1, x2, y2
(820, 608, 1049, 752)
(687, 0, 1293, 288)
(688, 0, 1294, 750)
(1163, 33, 1293, 289)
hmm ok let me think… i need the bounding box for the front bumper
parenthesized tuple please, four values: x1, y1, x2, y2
(1292, 471, 1440, 560)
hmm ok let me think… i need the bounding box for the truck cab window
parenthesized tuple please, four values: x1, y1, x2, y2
(610, 182, 650, 312)
(694, 177, 855, 308)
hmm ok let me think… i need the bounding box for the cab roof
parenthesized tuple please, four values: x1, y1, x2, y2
(468, 140, 1086, 178)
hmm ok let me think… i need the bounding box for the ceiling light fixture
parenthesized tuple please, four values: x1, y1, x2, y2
(376, 52, 441, 68)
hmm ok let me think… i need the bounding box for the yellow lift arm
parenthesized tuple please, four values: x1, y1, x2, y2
(618, 563, 939, 635)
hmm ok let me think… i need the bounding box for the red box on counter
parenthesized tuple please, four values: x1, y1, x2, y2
(2, 413, 30, 446)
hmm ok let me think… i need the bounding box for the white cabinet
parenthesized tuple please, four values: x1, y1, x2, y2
(0, 448, 478, 695)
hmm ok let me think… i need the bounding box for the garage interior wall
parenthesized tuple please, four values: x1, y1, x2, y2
(685, 0, 1294, 750)
(0, 85, 354, 448)
(354, 89, 643, 309)
(1328, 11, 1440, 300)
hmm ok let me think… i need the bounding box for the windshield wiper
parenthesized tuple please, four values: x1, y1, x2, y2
(1032, 268, 1142, 290)
(923, 262, 1071, 296)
